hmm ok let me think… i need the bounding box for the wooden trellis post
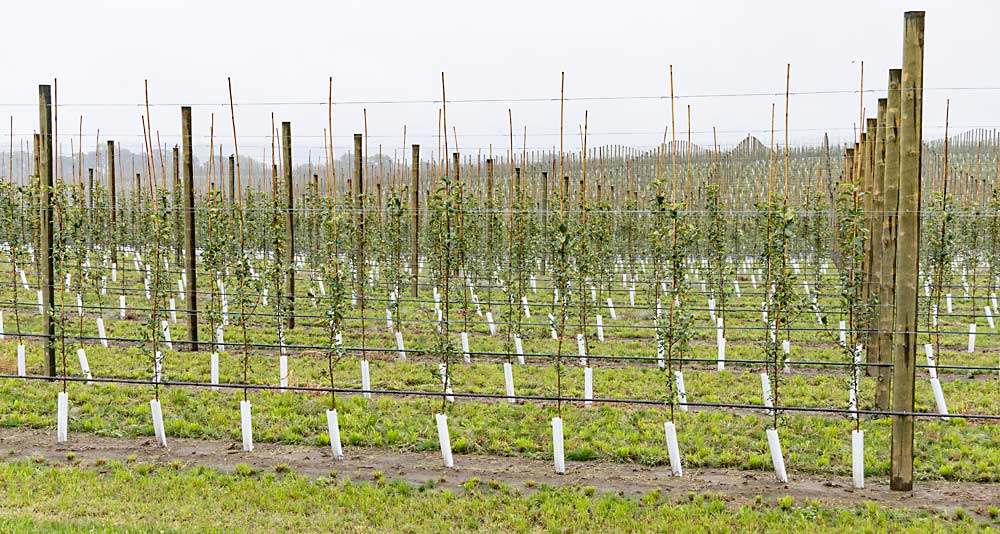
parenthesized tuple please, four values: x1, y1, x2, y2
(862, 119, 876, 376)
(107, 140, 117, 267)
(282, 122, 295, 329)
(411, 144, 420, 298)
(878, 69, 902, 413)
(891, 10, 925, 492)
(38, 85, 55, 376)
(872, 98, 890, 410)
(182, 106, 198, 351)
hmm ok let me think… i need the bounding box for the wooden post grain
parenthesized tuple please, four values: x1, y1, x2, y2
(891, 11, 925, 492)
(182, 106, 198, 351)
(107, 140, 117, 266)
(879, 69, 903, 412)
(411, 144, 420, 297)
(872, 98, 889, 408)
(282, 122, 295, 329)
(38, 85, 56, 376)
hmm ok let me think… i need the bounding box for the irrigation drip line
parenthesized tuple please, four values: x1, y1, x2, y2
(7, 330, 1000, 373)
(5, 271, 1000, 300)
(6, 256, 1000, 296)
(9, 299, 1000, 341)
(2, 372, 997, 422)
(2, 285, 997, 310)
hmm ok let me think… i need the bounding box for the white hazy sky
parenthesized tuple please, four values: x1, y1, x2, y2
(1, 0, 996, 163)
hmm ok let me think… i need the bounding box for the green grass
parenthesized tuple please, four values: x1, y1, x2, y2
(2, 264, 1000, 484)
(0, 459, 990, 533)
(1, 371, 999, 483)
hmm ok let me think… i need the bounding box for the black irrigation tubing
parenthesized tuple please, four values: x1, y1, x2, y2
(0, 283, 907, 309)
(7, 268, 1000, 298)
(8, 331, 1000, 372)
(8, 303, 1000, 342)
(12, 307, 1000, 341)
(0, 288, 989, 320)
(0, 276, 993, 310)
(2, 372, 999, 423)
(0, 274, 886, 298)
(1, 253, 997, 274)
(0, 276, 905, 300)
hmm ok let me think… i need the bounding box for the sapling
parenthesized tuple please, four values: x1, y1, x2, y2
(704, 184, 733, 341)
(1, 181, 26, 370)
(803, 188, 829, 322)
(265, 168, 290, 372)
(503, 168, 518, 367)
(201, 115, 231, 392)
(87, 181, 110, 340)
(384, 187, 406, 338)
(428, 173, 459, 406)
(52, 179, 74, 442)
(833, 180, 870, 421)
(652, 175, 696, 422)
(589, 185, 614, 334)
(228, 80, 266, 451)
(576, 117, 593, 372)
(757, 193, 800, 431)
(511, 168, 534, 364)
(926, 189, 953, 363)
(501, 166, 531, 375)
(65, 182, 85, 335)
(553, 173, 576, 418)
(964, 193, 983, 341)
(319, 200, 348, 460)
(142, 177, 174, 438)
(987, 188, 1000, 332)
(202, 177, 227, 381)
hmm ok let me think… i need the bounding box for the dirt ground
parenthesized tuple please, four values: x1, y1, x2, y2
(1, 428, 997, 519)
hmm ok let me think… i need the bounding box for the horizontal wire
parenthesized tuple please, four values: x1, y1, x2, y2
(2, 373, 997, 422)
(2, 85, 999, 108)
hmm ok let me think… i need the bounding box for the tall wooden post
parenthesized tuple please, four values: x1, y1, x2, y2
(282, 122, 295, 329)
(182, 107, 198, 351)
(33, 135, 40, 264)
(862, 120, 876, 375)
(107, 140, 117, 266)
(410, 144, 420, 297)
(891, 11, 925, 492)
(38, 85, 55, 376)
(872, 99, 889, 408)
(879, 69, 902, 412)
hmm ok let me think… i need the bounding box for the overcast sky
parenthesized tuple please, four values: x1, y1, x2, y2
(1, 1, 996, 163)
